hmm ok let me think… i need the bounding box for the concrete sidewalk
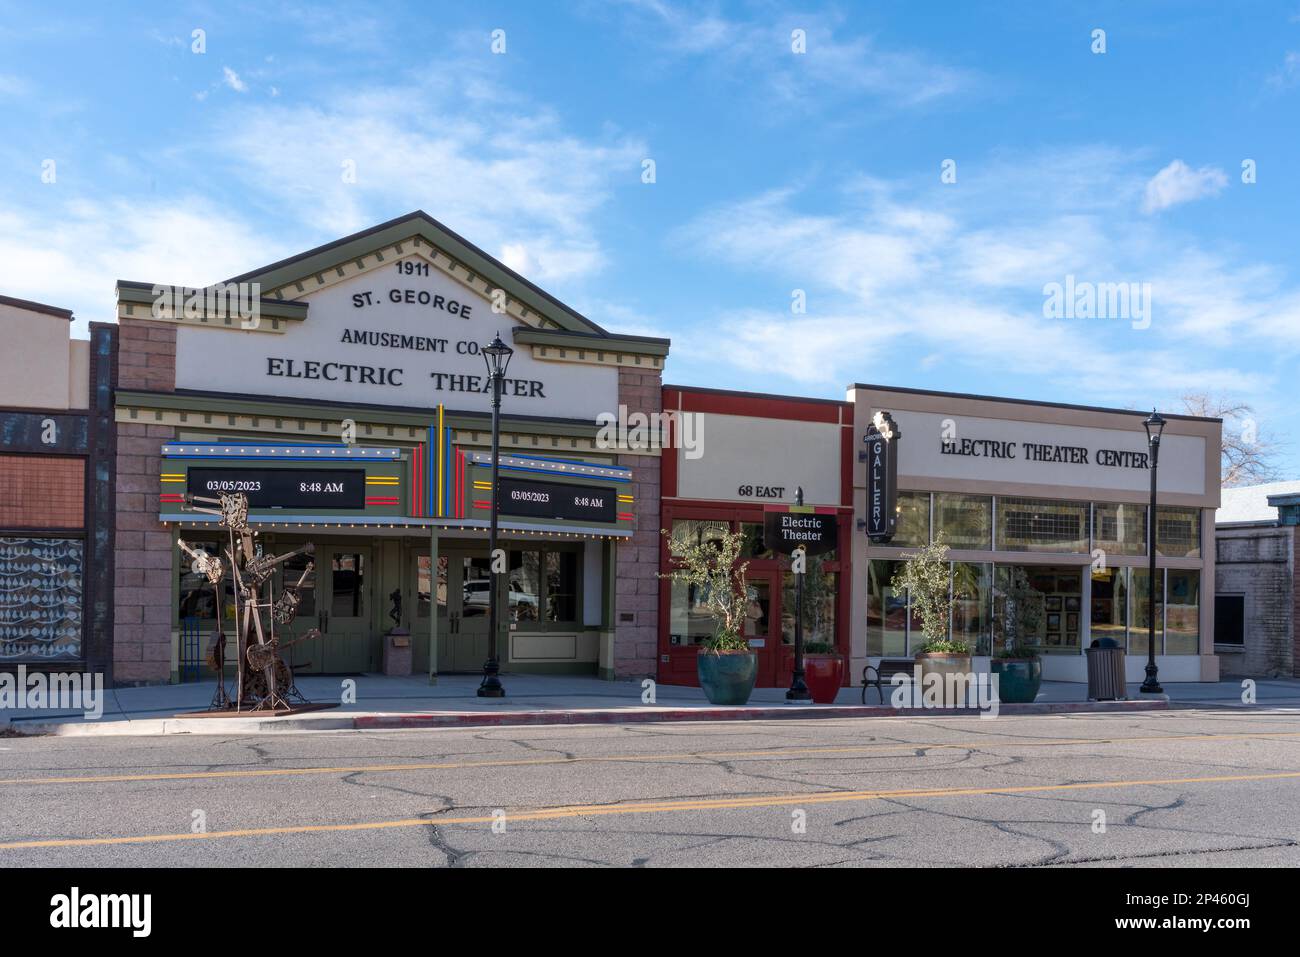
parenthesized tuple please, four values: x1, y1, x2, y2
(3, 673, 1297, 736)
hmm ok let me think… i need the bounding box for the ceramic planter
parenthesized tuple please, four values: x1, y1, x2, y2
(916, 652, 973, 707)
(696, 650, 758, 705)
(802, 654, 845, 704)
(991, 657, 1042, 703)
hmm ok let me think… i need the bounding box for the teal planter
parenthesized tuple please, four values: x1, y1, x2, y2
(992, 658, 1042, 703)
(696, 651, 758, 705)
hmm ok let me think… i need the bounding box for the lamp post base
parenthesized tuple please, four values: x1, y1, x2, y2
(478, 660, 505, 698)
(786, 672, 811, 702)
(1139, 663, 1163, 695)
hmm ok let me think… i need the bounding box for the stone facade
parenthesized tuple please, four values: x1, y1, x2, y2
(1214, 525, 1295, 677)
(112, 318, 176, 684)
(613, 366, 663, 678)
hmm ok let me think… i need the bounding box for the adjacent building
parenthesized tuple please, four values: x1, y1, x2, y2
(1215, 481, 1300, 678)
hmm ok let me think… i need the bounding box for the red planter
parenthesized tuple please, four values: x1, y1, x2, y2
(803, 654, 845, 704)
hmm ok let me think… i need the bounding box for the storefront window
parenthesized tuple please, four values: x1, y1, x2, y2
(509, 550, 542, 622)
(739, 522, 775, 560)
(416, 555, 447, 619)
(1088, 566, 1126, 648)
(1130, 568, 1165, 656)
(330, 553, 365, 617)
(670, 519, 728, 550)
(0, 537, 83, 662)
(893, 492, 930, 548)
(279, 551, 316, 620)
(935, 494, 992, 550)
(995, 565, 1083, 654)
(866, 559, 907, 656)
(952, 562, 992, 655)
(1156, 507, 1201, 558)
(669, 579, 716, 647)
(544, 550, 578, 622)
(1092, 503, 1147, 556)
(1165, 569, 1199, 654)
(781, 557, 836, 647)
(178, 540, 222, 622)
(995, 498, 1088, 553)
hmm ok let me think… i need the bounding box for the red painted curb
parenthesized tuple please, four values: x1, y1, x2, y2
(354, 699, 1167, 730)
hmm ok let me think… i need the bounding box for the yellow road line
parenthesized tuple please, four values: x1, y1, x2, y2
(4, 768, 1299, 851)
(3, 730, 1299, 787)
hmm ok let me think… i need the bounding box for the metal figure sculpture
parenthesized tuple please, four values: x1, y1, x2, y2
(179, 491, 317, 712)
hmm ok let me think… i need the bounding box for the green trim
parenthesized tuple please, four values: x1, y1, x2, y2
(115, 389, 605, 439)
(512, 327, 669, 357)
(116, 282, 309, 322)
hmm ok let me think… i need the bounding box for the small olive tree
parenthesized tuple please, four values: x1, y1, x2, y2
(891, 537, 968, 655)
(659, 525, 751, 653)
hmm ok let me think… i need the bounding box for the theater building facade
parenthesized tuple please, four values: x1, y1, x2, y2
(107, 211, 668, 685)
(849, 384, 1222, 684)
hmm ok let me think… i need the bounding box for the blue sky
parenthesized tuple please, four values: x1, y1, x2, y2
(2, 1, 1299, 473)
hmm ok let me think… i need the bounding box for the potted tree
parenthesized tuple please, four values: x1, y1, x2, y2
(660, 525, 758, 705)
(992, 566, 1044, 703)
(891, 537, 969, 705)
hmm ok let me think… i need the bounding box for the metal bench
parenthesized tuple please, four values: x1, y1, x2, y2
(862, 658, 917, 704)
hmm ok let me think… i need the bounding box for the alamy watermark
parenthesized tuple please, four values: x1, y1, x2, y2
(595, 405, 704, 459)
(1043, 275, 1151, 330)
(0, 666, 104, 719)
(889, 667, 1001, 718)
(152, 282, 262, 329)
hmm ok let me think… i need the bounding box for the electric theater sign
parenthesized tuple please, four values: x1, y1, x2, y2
(763, 508, 837, 556)
(863, 410, 899, 543)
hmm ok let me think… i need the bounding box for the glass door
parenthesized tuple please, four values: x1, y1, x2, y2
(742, 575, 779, 686)
(321, 548, 372, 673)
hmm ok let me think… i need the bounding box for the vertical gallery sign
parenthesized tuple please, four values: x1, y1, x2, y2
(863, 410, 900, 544)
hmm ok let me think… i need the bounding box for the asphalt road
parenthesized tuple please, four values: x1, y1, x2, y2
(1, 709, 1299, 867)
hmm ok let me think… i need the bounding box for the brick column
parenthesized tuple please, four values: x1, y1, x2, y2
(113, 319, 176, 684)
(614, 367, 662, 679)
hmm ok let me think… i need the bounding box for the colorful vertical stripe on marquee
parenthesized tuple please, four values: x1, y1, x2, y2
(409, 404, 464, 520)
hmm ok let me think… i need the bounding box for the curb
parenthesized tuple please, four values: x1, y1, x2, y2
(353, 698, 1168, 730)
(10, 697, 1167, 736)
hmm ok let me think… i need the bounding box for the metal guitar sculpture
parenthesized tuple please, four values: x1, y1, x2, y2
(177, 537, 231, 709)
(179, 492, 316, 712)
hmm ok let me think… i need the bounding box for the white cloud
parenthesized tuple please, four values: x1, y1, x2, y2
(216, 76, 644, 283)
(0, 200, 282, 335)
(1141, 160, 1227, 214)
(671, 160, 1277, 407)
(222, 67, 248, 93)
(609, 0, 976, 108)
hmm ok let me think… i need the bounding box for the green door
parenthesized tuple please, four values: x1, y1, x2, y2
(450, 553, 493, 672)
(275, 548, 322, 675)
(321, 548, 373, 673)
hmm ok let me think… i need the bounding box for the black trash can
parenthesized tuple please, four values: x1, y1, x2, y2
(1086, 637, 1127, 701)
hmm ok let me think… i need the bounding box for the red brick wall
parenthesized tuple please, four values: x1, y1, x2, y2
(614, 367, 663, 678)
(113, 317, 177, 683)
(0, 454, 84, 528)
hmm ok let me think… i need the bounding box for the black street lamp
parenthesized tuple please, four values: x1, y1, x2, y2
(786, 486, 811, 702)
(478, 333, 513, 699)
(1141, 409, 1166, 695)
